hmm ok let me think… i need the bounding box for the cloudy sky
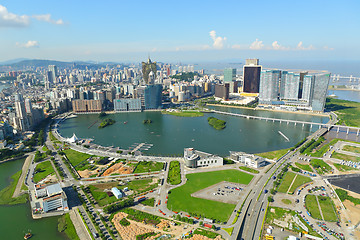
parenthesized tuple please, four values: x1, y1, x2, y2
(0, 0, 359, 62)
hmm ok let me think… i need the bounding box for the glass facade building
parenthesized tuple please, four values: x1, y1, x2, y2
(259, 70, 281, 104)
(243, 66, 262, 93)
(310, 73, 331, 112)
(144, 84, 162, 109)
(224, 68, 236, 82)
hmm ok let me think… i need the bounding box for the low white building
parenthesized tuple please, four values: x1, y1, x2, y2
(184, 148, 223, 168)
(111, 187, 124, 199)
(229, 151, 267, 168)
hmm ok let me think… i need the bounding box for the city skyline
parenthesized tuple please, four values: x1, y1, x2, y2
(0, 0, 360, 62)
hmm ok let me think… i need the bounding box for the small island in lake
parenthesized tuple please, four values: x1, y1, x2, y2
(207, 117, 226, 130)
(143, 119, 152, 124)
(98, 118, 115, 128)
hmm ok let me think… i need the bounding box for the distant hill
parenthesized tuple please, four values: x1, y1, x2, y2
(0, 59, 127, 71)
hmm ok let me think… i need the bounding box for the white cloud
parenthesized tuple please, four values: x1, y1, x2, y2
(32, 14, 64, 25)
(231, 44, 242, 49)
(16, 40, 39, 48)
(0, 5, 30, 27)
(272, 41, 290, 50)
(323, 46, 334, 51)
(209, 30, 227, 49)
(296, 41, 315, 50)
(249, 39, 264, 50)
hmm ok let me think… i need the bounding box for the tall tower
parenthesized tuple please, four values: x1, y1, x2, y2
(142, 57, 157, 84)
(243, 62, 262, 93)
(48, 65, 58, 83)
(259, 70, 281, 104)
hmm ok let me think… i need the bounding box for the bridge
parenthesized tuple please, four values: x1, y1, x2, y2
(211, 110, 360, 135)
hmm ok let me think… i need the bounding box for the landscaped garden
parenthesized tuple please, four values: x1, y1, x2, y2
(133, 161, 164, 173)
(310, 159, 333, 174)
(167, 169, 253, 222)
(167, 161, 181, 185)
(277, 171, 311, 194)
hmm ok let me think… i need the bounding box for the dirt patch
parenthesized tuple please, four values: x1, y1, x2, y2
(343, 200, 360, 239)
(112, 211, 187, 240)
(101, 163, 134, 176)
(78, 169, 97, 178)
(189, 234, 223, 240)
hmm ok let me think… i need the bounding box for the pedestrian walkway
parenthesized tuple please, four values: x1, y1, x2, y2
(13, 154, 32, 198)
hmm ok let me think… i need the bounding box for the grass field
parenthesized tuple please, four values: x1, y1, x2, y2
(310, 159, 333, 174)
(0, 169, 28, 205)
(277, 171, 296, 193)
(167, 161, 181, 185)
(141, 198, 155, 207)
(168, 170, 253, 222)
(256, 148, 289, 160)
(333, 163, 358, 172)
(309, 139, 340, 158)
(332, 152, 360, 162)
(343, 145, 360, 153)
(62, 149, 92, 166)
(318, 196, 338, 222)
(133, 161, 164, 173)
(288, 174, 312, 194)
(305, 195, 322, 220)
(295, 162, 313, 172)
(162, 110, 204, 117)
(87, 184, 119, 206)
(239, 166, 259, 174)
(58, 213, 80, 240)
(88, 178, 158, 206)
(325, 98, 360, 127)
(33, 160, 55, 183)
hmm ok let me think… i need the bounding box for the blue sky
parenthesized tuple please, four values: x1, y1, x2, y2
(0, 0, 359, 62)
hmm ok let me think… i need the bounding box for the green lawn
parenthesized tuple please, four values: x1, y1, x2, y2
(168, 170, 253, 222)
(58, 213, 80, 240)
(343, 145, 360, 153)
(133, 161, 164, 173)
(332, 152, 360, 162)
(0, 169, 28, 205)
(141, 198, 155, 207)
(87, 185, 119, 206)
(162, 110, 204, 117)
(325, 98, 360, 127)
(277, 171, 296, 193)
(318, 196, 338, 222)
(33, 160, 56, 183)
(62, 149, 92, 166)
(295, 162, 313, 172)
(310, 159, 333, 174)
(305, 195, 322, 220)
(288, 174, 312, 194)
(167, 161, 181, 185)
(239, 166, 259, 174)
(256, 148, 289, 160)
(309, 139, 340, 158)
(333, 163, 358, 172)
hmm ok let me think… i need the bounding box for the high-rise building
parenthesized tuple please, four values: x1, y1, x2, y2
(243, 65, 262, 93)
(246, 58, 259, 65)
(114, 99, 142, 112)
(215, 83, 230, 100)
(259, 70, 281, 104)
(301, 75, 314, 102)
(280, 71, 300, 100)
(48, 65, 58, 83)
(142, 58, 157, 84)
(224, 68, 236, 82)
(310, 73, 331, 112)
(72, 100, 103, 113)
(144, 84, 162, 109)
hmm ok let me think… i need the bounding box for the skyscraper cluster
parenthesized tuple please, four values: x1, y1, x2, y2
(259, 70, 331, 112)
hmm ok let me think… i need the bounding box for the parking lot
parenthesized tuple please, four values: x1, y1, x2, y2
(191, 181, 245, 204)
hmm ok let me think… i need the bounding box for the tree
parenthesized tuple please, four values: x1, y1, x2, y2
(268, 196, 274, 202)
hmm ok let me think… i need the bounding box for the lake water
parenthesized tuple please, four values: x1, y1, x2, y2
(59, 107, 329, 156)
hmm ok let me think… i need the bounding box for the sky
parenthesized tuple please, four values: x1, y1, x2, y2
(0, 0, 360, 63)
